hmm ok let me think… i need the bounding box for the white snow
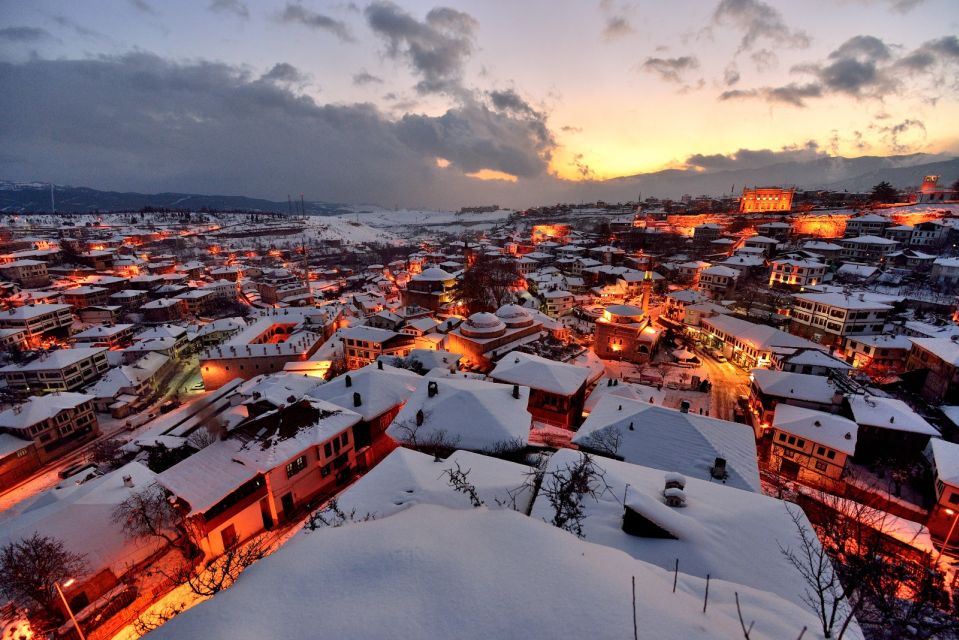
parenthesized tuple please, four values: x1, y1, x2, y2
(574, 395, 761, 493)
(148, 501, 834, 640)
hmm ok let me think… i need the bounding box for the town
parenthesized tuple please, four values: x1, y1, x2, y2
(0, 175, 958, 639)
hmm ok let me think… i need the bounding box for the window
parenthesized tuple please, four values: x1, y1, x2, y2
(783, 448, 795, 459)
(814, 461, 827, 472)
(285, 455, 307, 478)
(949, 492, 959, 506)
(778, 432, 787, 442)
(796, 439, 806, 449)
(816, 446, 825, 456)
(826, 450, 836, 460)
(340, 432, 349, 447)
(321, 464, 331, 478)
(787, 435, 796, 445)
(323, 442, 332, 457)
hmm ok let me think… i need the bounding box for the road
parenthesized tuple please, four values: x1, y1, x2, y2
(0, 357, 204, 514)
(697, 354, 751, 421)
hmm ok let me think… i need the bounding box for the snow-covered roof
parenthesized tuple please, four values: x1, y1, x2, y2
(909, 337, 959, 366)
(842, 235, 897, 245)
(386, 377, 531, 451)
(0, 303, 71, 319)
(928, 438, 959, 486)
(0, 432, 31, 457)
(793, 292, 892, 310)
(781, 349, 851, 370)
(703, 315, 821, 352)
(772, 403, 857, 455)
(148, 501, 828, 640)
(490, 351, 589, 396)
(0, 462, 166, 577)
(238, 372, 325, 408)
(847, 395, 938, 436)
(0, 392, 92, 429)
(72, 323, 134, 339)
(751, 369, 837, 404)
(335, 448, 534, 517)
(308, 364, 420, 421)
(412, 267, 454, 282)
(573, 396, 760, 493)
(340, 325, 401, 343)
(531, 449, 843, 624)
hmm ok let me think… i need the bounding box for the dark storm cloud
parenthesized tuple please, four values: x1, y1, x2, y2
(0, 27, 52, 43)
(602, 16, 633, 41)
(279, 3, 353, 42)
(352, 70, 384, 86)
(710, 0, 810, 53)
(395, 94, 554, 178)
(0, 53, 556, 207)
(209, 0, 249, 19)
(719, 34, 959, 107)
(684, 142, 824, 171)
(364, 1, 478, 94)
(260, 62, 309, 85)
(638, 56, 699, 83)
(487, 89, 540, 118)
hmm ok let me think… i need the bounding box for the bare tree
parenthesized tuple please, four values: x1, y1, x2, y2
(779, 504, 859, 639)
(168, 536, 269, 597)
(578, 428, 623, 459)
(444, 462, 484, 507)
(185, 415, 226, 450)
(90, 437, 135, 471)
(0, 533, 87, 624)
(390, 412, 461, 461)
(113, 482, 195, 554)
(538, 453, 612, 538)
(305, 498, 375, 530)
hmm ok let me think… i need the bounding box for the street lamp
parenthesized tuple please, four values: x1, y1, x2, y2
(54, 578, 86, 640)
(935, 508, 959, 566)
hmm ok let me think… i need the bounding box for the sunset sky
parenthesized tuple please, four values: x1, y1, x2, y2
(1, 0, 957, 207)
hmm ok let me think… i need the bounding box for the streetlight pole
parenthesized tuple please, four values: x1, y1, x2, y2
(935, 508, 959, 566)
(55, 579, 86, 640)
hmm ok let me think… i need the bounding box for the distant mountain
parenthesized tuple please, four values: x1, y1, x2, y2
(579, 153, 959, 201)
(2, 153, 956, 212)
(0, 181, 355, 215)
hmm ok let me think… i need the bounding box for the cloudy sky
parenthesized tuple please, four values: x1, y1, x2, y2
(0, 0, 957, 208)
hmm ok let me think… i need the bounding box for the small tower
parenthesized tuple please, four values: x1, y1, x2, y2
(641, 269, 654, 316)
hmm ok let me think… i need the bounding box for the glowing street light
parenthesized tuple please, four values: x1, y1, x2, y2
(935, 508, 959, 566)
(54, 578, 86, 640)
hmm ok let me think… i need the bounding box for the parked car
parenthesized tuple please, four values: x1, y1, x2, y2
(159, 399, 180, 414)
(59, 462, 97, 480)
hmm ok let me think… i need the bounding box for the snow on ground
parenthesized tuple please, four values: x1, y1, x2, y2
(338, 207, 513, 230)
(148, 502, 827, 640)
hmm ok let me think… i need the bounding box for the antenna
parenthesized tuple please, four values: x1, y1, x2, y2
(50, 183, 55, 214)
(300, 194, 305, 217)
(287, 195, 292, 216)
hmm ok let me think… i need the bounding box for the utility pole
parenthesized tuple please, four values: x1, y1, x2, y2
(50, 183, 55, 214)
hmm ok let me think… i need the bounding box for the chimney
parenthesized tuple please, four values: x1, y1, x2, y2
(416, 409, 424, 426)
(512, 384, 520, 399)
(353, 392, 362, 407)
(428, 381, 438, 398)
(344, 374, 352, 388)
(123, 474, 134, 488)
(377, 360, 383, 370)
(680, 400, 690, 413)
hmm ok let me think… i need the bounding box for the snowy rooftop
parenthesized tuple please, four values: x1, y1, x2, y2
(340, 325, 401, 343)
(531, 449, 845, 624)
(335, 448, 534, 517)
(0, 462, 166, 577)
(0, 303, 71, 319)
(573, 396, 760, 493)
(928, 438, 959, 486)
(490, 350, 589, 396)
(387, 377, 531, 452)
(149, 501, 828, 640)
(781, 348, 851, 370)
(772, 403, 857, 455)
(793, 292, 893, 310)
(308, 364, 420, 421)
(751, 369, 837, 404)
(908, 337, 959, 366)
(73, 323, 134, 339)
(703, 314, 821, 352)
(847, 395, 938, 436)
(0, 347, 106, 373)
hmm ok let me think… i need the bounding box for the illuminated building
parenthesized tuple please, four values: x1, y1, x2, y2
(490, 350, 589, 428)
(0, 347, 110, 394)
(401, 267, 456, 312)
(531, 224, 571, 244)
(739, 187, 794, 213)
(917, 175, 957, 203)
(839, 235, 898, 263)
(768, 259, 827, 289)
(0, 303, 74, 343)
(0, 259, 49, 288)
(698, 265, 739, 299)
(790, 292, 892, 347)
(0, 392, 100, 464)
(447, 306, 543, 368)
(594, 271, 659, 364)
(61, 286, 110, 309)
(844, 214, 889, 238)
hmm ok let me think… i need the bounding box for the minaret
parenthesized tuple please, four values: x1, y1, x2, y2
(641, 269, 653, 316)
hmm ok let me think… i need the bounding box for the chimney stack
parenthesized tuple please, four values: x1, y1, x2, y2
(353, 392, 362, 407)
(123, 475, 134, 488)
(428, 381, 438, 398)
(512, 384, 520, 399)
(344, 374, 352, 388)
